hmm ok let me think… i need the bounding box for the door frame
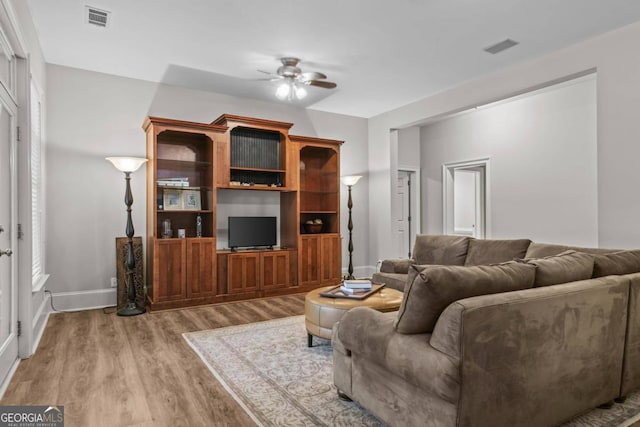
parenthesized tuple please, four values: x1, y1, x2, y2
(397, 167, 421, 258)
(0, 0, 36, 397)
(442, 158, 490, 238)
(0, 48, 19, 395)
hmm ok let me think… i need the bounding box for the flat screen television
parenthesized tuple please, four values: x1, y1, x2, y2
(228, 216, 277, 250)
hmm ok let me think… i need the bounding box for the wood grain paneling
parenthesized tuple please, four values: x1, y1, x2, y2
(261, 251, 290, 290)
(299, 236, 321, 286)
(186, 238, 216, 298)
(228, 253, 260, 293)
(153, 239, 187, 301)
(321, 234, 342, 285)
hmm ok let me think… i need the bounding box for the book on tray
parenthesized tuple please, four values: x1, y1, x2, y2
(339, 285, 370, 295)
(342, 279, 372, 289)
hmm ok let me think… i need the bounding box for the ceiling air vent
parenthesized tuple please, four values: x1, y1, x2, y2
(85, 6, 110, 27)
(484, 39, 519, 55)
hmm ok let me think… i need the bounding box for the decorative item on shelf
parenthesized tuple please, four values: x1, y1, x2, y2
(304, 218, 323, 233)
(178, 228, 186, 238)
(196, 214, 202, 238)
(341, 175, 362, 280)
(106, 156, 148, 316)
(182, 189, 201, 210)
(163, 189, 182, 210)
(157, 177, 189, 187)
(161, 218, 172, 239)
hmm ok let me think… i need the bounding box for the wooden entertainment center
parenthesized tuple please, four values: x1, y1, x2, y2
(143, 114, 343, 311)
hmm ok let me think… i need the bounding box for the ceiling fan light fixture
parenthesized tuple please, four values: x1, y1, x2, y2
(295, 85, 307, 99)
(275, 82, 291, 99)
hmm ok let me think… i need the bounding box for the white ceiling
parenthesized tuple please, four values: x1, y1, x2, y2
(27, 0, 640, 118)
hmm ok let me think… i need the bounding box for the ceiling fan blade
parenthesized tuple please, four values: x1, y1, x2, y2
(299, 71, 327, 81)
(306, 80, 337, 89)
(257, 69, 275, 75)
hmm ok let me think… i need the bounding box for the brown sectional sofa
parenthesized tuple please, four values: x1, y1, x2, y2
(334, 235, 640, 427)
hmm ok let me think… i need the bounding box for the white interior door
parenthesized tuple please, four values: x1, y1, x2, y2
(454, 170, 477, 236)
(0, 91, 17, 384)
(395, 170, 419, 258)
(395, 171, 410, 257)
(443, 159, 488, 239)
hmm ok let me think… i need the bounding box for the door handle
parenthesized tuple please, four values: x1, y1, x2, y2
(0, 248, 12, 257)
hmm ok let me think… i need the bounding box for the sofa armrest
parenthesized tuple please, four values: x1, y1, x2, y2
(429, 276, 630, 427)
(336, 307, 459, 402)
(380, 258, 414, 274)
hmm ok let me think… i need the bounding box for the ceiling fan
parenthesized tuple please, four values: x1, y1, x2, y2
(259, 57, 337, 101)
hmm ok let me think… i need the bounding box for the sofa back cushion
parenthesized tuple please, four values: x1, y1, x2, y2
(464, 239, 531, 266)
(412, 235, 471, 266)
(394, 262, 536, 334)
(525, 242, 616, 259)
(592, 250, 640, 278)
(526, 250, 595, 287)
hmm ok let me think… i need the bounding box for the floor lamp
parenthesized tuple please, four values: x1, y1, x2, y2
(106, 156, 148, 316)
(341, 175, 362, 280)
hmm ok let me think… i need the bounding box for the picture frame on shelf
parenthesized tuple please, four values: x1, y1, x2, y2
(182, 189, 201, 210)
(163, 189, 183, 210)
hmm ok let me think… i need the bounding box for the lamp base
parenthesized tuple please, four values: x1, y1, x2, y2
(117, 302, 146, 317)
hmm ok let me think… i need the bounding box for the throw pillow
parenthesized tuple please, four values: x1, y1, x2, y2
(412, 235, 472, 266)
(394, 262, 536, 334)
(464, 239, 531, 266)
(526, 242, 617, 258)
(526, 250, 594, 287)
(592, 250, 640, 277)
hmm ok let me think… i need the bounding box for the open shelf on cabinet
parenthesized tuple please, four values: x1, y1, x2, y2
(229, 127, 286, 187)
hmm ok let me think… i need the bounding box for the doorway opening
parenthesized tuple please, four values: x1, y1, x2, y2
(395, 169, 420, 258)
(443, 158, 489, 239)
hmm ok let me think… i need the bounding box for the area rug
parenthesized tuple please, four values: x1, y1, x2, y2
(183, 316, 640, 427)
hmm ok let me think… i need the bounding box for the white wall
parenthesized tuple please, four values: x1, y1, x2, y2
(421, 76, 598, 245)
(45, 64, 369, 307)
(398, 127, 421, 169)
(216, 190, 280, 249)
(368, 20, 640, 263)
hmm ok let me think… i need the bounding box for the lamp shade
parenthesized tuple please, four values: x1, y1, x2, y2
(341, 175, 362, 186)
(106, 157, 148, 173)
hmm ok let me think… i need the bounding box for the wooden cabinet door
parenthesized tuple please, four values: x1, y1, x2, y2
(186, 238, 216, 298)
(321, 234, 342, 285)
(299, 236, 321, 286)
(228, 253, 260, 294)
(261, 251, 290, 290)
(153, 239, 187, 302)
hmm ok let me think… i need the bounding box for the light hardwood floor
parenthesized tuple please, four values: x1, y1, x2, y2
(1, 294, 305, 427)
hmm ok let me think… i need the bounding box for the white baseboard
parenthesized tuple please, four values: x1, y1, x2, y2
(31, 294, 50, 354)
(0, 357, 20, 401)
(47, 288, 116, 313)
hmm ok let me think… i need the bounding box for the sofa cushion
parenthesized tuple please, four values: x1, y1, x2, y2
(371, 272, 408, 292)
(592, 250, 640, 278)
(525, 242, 616, 259)
(380, 258, 414, 274)
(394, 262, 536, 334)
(526, 250, 595, 287)
(413, 235, 471, 266)
(464, 239, 531, 266)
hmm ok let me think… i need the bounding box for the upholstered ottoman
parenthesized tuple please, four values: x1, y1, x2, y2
(304, 285, 403, 346)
